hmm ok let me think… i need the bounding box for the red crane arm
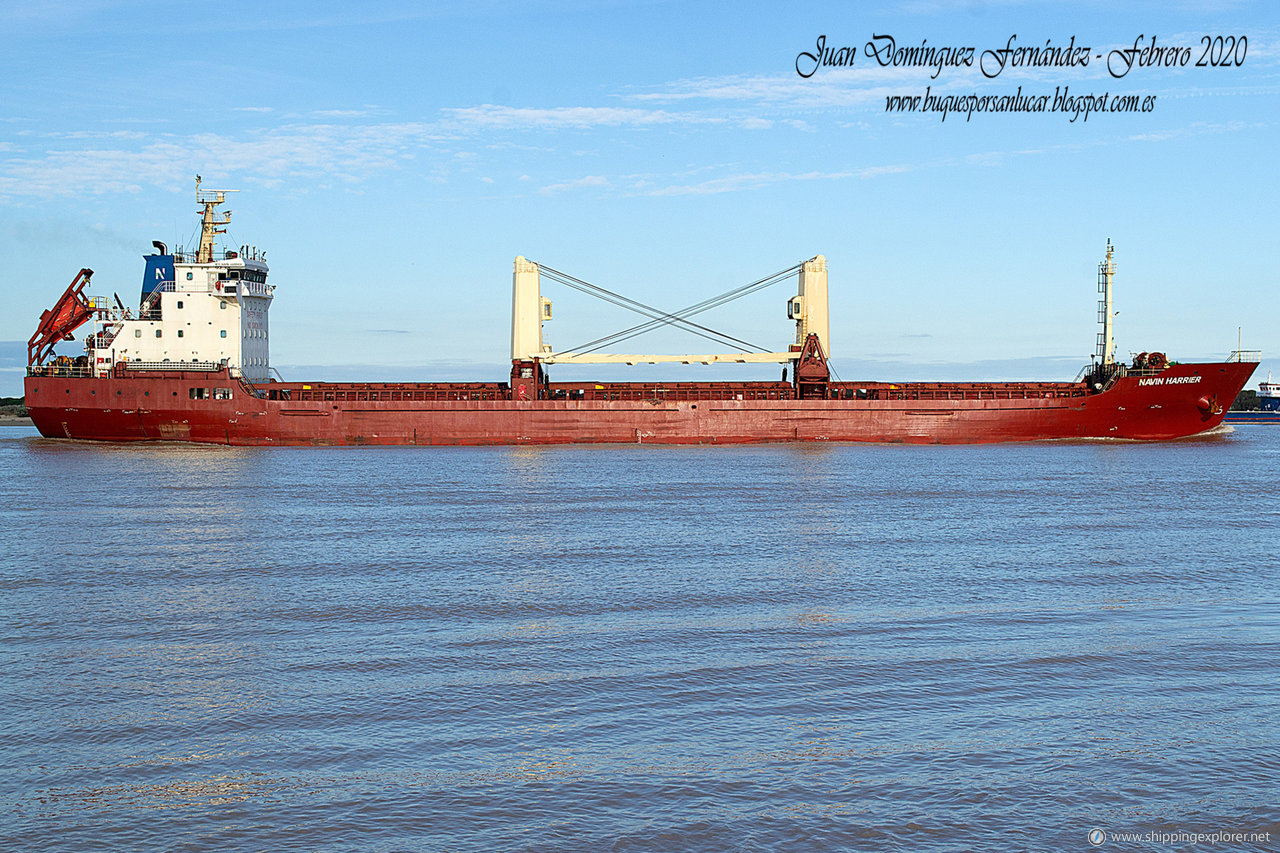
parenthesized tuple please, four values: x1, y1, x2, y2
(28, 268, 94, 365)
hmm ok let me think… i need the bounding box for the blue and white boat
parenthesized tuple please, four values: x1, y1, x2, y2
(1224, 372, 1280, 423)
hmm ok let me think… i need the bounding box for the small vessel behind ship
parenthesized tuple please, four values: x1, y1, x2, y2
(23, 184, 1260, 445)
(1224, 373, 1280, 424)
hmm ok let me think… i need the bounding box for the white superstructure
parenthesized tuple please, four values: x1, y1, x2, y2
(84, 180, 275, 382)
(1260, 372, 1278, 402)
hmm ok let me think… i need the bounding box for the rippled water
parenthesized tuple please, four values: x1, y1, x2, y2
(2, 426, 1278, 852)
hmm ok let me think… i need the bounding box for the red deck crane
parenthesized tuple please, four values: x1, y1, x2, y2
(28, 268, 94, 365)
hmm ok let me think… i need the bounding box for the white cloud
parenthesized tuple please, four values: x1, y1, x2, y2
(46, 130, 148, 140)
(539, 175, 610, 196)
(640, 165, 912, 196)
(442, 104, 718, 130)
(312, 107, 387, 118)
(629, 69, 940, 109)
(0, 122, 444, 198)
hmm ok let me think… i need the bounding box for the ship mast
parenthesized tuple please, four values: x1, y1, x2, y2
(1096, 239, 1116, 366)
(195, 175, 236, 264)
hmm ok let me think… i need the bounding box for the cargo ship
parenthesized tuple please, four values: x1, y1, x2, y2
(24, 184, 1260, 445)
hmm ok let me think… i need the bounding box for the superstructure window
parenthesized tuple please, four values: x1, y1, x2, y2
(189, 387, 210, 400)
(135, 329, 142, 338)
(156, 329, 162, 337)
(220, 302, 227, 310)
(177, 301, 183, 309)
(220, 330, 227, 338)
(177, 330, 184, 338)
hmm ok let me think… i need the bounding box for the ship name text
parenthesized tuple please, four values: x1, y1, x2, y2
(1138, 376, 1201, 386)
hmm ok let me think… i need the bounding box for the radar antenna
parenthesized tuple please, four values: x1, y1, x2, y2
(195, 175, 238, 264)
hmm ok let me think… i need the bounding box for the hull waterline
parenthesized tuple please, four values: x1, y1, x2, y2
(25, 360, 1256, 446)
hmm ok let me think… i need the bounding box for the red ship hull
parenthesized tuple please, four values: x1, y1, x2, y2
(24, 360, 1255, 445)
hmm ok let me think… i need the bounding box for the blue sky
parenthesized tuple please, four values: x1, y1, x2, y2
(2, 0, 1277, 396)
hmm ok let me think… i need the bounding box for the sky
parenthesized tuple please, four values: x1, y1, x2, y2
(2, 0, 1277, 396)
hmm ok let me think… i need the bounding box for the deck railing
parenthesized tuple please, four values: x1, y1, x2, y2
(826, 383, 1088, 402)
(27, 364, 94, 378)
(121, 360, 223, 372)
(285, 386, 509, 403)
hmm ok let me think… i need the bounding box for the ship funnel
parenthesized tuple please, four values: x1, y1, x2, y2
(152, 241, 167, 255)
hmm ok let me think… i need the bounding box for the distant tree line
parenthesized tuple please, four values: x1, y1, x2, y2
(1232, 390, 1260, 411)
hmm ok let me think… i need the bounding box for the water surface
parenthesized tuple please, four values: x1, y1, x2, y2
(2, 427, 1277, 851)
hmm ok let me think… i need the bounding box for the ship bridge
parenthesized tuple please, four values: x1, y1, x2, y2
(34, 179, 277, 382)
